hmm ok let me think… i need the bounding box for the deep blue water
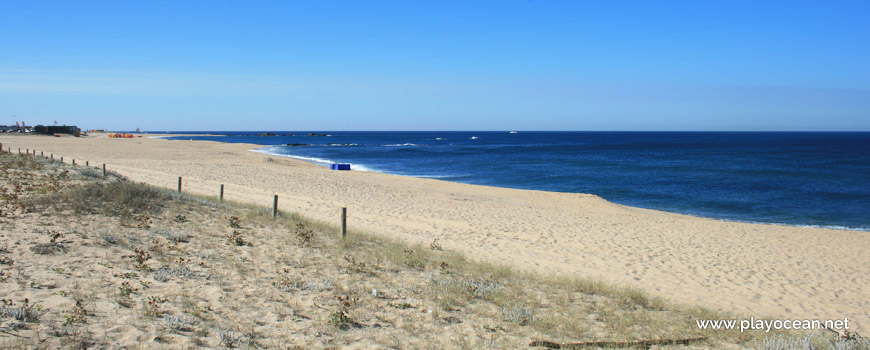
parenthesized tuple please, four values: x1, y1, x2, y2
(157, 131, 870, 231)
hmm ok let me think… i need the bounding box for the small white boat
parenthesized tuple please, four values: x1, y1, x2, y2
(509, 131, 518, 134)
(470, 136, 478, 140)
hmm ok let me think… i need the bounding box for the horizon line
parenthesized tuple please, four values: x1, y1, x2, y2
(128, 130, 870, 133)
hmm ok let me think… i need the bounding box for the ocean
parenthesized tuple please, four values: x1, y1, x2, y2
(157, 131, 870, 231)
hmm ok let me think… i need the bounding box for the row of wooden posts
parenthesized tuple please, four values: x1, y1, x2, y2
(3, 143, 107, 177)
(1, 142, 349, 239)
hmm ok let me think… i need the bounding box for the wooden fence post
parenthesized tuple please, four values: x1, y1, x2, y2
(272, 195, 278, 218)
(220, 184, 224, 201)
(178, 177, 182, 192)
(341, 207, 347, 240)
(102, 164, 106, 177)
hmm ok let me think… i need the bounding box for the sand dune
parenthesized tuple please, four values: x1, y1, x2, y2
(3, 133, 867, 327)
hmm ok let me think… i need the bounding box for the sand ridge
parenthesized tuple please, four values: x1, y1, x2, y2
(3, 134, 867, 327)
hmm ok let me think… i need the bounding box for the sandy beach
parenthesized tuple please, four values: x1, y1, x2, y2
(3, 133, 868, 327)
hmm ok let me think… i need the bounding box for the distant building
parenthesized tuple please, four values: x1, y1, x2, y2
(0, 125, 30, 132)
(34, 125, 81, 135)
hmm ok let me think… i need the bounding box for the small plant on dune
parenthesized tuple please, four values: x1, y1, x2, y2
(153, 257, 195, 282)
(164, 314, 196, 332)
(116, 278, 142, 307)
(113, 272, 139, 279)
(0, 256, 13, 266)
(755, 334, 815, 350)
(29, 229, 67, 255)
(99, 230, 119, 245)
(0, 184, 19, 205)
(217, 327, 243, 347)
(429, 238, 443, 251)
(128, 248, 152, 271)
(0, 299, 43, 324)
(294, 222, 313, 247)
(439, 261, 450, 274)
(483, 324, 506, 333)
(342, 255, 375, 275)
(0, 180, 28, 212)
(503, 306, 536, 326)
(118, 281, 137, 298)
(227, 215, 242, 229)
(31, 242, 64, 255)
(402, 249, 426, 269)
(226, 230, 251, 246)
(45, 229, 64, 243)
(74, 167, 102, 179)
(387, 301, 413, 309)
(328, 295, 360, 330)
(130, 213, 152, 228)
(464, 279, 499, 299)
(143, 296, 168, 317)
(174, 214, 188, 223)
(40, 169, 70, 193)
(328, 309, 354, 330)
(165, 230, 190, 243)
(335, 295, 360, 309)
(62, 299, 88, 326)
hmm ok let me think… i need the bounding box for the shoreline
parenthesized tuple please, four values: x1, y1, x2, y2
(3, 133, 868, 327)
(247, 140, 869, 233)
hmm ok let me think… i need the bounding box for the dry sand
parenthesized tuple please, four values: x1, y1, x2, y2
(3, 133, 867, 327)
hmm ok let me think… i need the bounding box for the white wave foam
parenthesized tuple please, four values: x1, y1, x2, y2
(382, 143, 428, 147)
(251, 148, 331, 164)
(149, 134, 227, 139)
(678, 213, 870, 232)
(250, 147, 377, 172)
(754, 221, 868, 232)
(405, 174, 467, 179)
(349, 164, 376, 172)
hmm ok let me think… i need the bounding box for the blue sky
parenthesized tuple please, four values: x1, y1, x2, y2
(1, 0, 869, 131)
